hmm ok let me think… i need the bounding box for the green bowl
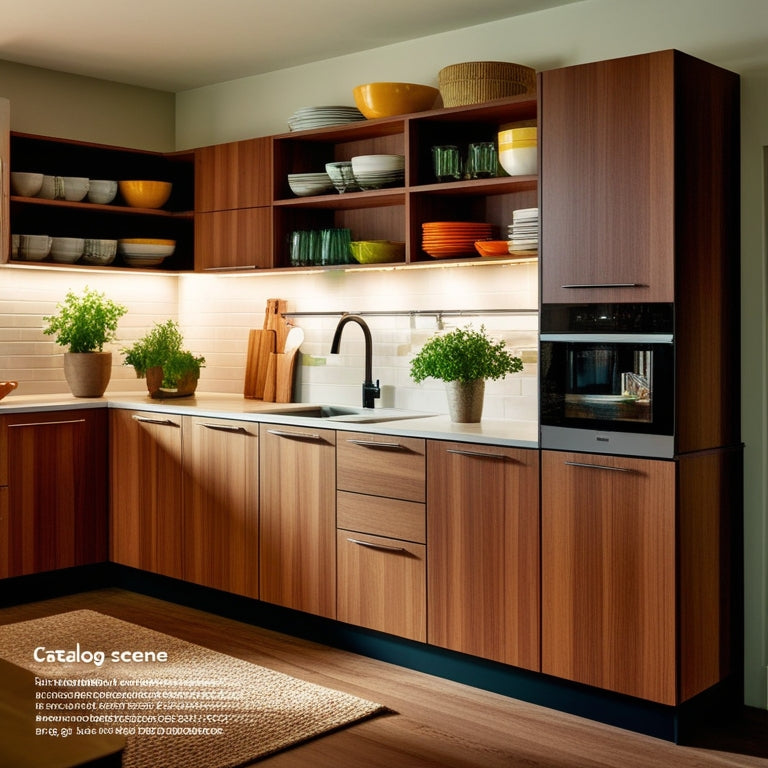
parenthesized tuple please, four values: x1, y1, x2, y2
(349, 240, 405, 264)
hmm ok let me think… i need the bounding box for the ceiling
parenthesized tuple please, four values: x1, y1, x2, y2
(0, 0, 583, 92)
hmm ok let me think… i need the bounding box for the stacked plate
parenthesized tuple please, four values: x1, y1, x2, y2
(508, 207, 539, 255)
(118, 238, 176, 268)
(287, 106, 365, 131)
(288, 172, 335, 196)
(350, 154, 405, 190)
(422, 221, 494, 259)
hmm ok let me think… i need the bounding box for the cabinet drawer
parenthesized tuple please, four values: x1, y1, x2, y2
(337, 431, 425, 502)
(337, 490, 425, 543)
(337, 530, 426, 642)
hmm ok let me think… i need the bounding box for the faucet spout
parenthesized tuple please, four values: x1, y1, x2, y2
(330, 314, 381, 409)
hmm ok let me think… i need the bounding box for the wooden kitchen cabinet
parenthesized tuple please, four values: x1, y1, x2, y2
(194, 137, 273, 270)
(259, 424, 336, 618)
(109, 409, 183, 579)
(0, 98, 9, 265)
(6, 132, 195, 271)
(539, 49, 739, 305)
(0, 409, 107, 578)
(336, 431, 426, 642)
(541, 448, 738, 705)
(182, 416, 259, 597)
(427, 440, 540, 670)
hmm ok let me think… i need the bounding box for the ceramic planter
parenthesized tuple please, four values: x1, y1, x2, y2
(445, 379, 485, 423)
(63, 351, 113, 397)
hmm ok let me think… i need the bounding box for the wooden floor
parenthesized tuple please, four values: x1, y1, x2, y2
(1, 588, 766, 768)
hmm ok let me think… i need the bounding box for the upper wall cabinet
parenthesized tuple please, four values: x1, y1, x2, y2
(5, 131, 195, 271)
(194, 137, 272, 271)
(539, 49, 740, 305)
(0, 99, 9, 264)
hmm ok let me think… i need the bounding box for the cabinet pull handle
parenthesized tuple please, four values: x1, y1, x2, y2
(8, 418, 86, 428)
(199, 422, 250, 434)
(346, 439, 404, 450)
(347, 537, 408, 553)
(267, 428, 323, 441)
(202, 265, 259, 272)
(564, 460, 632, 473)
(132, 415, 179, 427)
(560, 283, 643, 289)
(447, 448, 508, 460)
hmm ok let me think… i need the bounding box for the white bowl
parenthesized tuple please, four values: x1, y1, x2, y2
(81, 239, 118, 266)
(87, 179, 118, 204)
(39, 175, 64, 200)
(61, 176, 90, 202)
(499, 147, 537, 176)
(10, 172, 43, 197)
(117, 239, 176, 258)
(287, 172, 334, 196)
(50, 237, 85, 263)
(351, 154, 405, 172)
(18, 234, 52, 261)
(121, 254, 167, 268)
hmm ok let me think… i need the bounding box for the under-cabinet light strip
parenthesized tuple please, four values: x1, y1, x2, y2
(282, 308, 538, 318)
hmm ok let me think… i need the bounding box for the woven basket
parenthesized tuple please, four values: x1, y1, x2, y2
(438, 61, 536, 107)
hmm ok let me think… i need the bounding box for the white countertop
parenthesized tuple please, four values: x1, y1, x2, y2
(0, 392, 539, 449)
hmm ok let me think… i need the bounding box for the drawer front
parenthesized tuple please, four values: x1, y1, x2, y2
(337, 490, 425, 543)
(337, 431, 425, 502)
(337, 530, 426, 643)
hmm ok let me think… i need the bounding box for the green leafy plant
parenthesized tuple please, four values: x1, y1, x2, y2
(42, 286, 127, 353)
(122, 319, 205, 388)
(409, 324, 523, 384)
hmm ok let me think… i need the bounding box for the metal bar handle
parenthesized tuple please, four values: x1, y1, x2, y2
(8, 418, 86, 428)
(564, 460, 633, 473)
(267, 428, 323, 441)
(346, 439, 404, 450)
(347, 537, 409, 553)
(560, 283, 644, 289)
(131, 415, 180, 427)
(200, 422, 250, 434)
(447, 448, 508, 461)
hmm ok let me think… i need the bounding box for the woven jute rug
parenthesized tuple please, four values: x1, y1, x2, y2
(0, 610, 386, 767)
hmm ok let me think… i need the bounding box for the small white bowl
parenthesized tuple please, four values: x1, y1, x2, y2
(87, 179, 118, 205)
(39, 175, 64, 200)
(10, 172, 43, 197)
(18, 234, 52, 261)
(81, 239, 118, 266)
(499, 147, 537, 176)
(50, 237, 85, 263)
(61, 177, 90, 202)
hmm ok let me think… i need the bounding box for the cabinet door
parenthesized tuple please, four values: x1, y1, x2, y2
(0, 97, 8, 264)
(540, 51, 675, 304)
(427, 441, 540, 670)
(195, 137, 271, 211)
(182, 416, 258, 597)
(541, 450, 676, 704)
(259, 425, 336, 618)
(109, 410, 183, 579)
(195, 207, 272, 270)
(1, 409, 107, 577)
(337, 530, 426, 642)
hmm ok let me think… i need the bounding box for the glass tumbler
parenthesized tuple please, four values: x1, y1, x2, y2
(467, 141, 498, 178)
(432, 145, 462, 182)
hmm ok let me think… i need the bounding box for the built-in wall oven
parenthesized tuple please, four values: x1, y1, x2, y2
(540, 303, 674, 458)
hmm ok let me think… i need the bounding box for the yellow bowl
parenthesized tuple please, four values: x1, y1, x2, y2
(353, 82, 439, 119)
(119, 180, 172, 209)
(349, 240, 406, 264)
(498, 127, 537, 145)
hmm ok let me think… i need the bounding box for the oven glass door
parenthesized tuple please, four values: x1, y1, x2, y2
(540, 333, 674, 436)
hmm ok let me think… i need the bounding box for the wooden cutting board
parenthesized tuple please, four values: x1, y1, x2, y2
(263, 298, 290, 353)
(243, 329, 276, 399)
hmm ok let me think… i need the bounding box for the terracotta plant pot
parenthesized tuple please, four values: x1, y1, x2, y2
(145, 366, 199, 399)
(445, 379, 485, 423)
(63, 351, 113, 397)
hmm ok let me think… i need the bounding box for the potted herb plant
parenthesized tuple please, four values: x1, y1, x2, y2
(409, 324, 523, 422)
(42, 286, 127, 397)
(122, 319, 205, 398)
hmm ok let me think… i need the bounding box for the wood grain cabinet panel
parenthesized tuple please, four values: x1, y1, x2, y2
(427, 441, 540, 670)
(182, 416, 259, 598)
(259, 425, 336, 618)
(0, 409, 107, 578)
(109, 409, 183, 580)
(195, 207, 272, 271)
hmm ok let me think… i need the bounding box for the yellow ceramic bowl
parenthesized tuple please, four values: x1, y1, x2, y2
(119, 180, 172, 209)
(498, 127, 537, 145)
(349, 240, 406, 264)
(353, 82, 439, 119)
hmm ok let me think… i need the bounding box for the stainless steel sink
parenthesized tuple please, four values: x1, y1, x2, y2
(258, 405, 435, 424)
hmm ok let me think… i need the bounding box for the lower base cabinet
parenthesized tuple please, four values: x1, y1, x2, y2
(0, 409, 107, 578)
(427, 441, 540, 671)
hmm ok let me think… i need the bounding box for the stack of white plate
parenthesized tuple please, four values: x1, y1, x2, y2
(287, 106, 365, 131)
(118, 238, 175, 268)
(287, 172, 335, 197)
(351, 154, 405, 190)
(508, 207, 539, 255)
